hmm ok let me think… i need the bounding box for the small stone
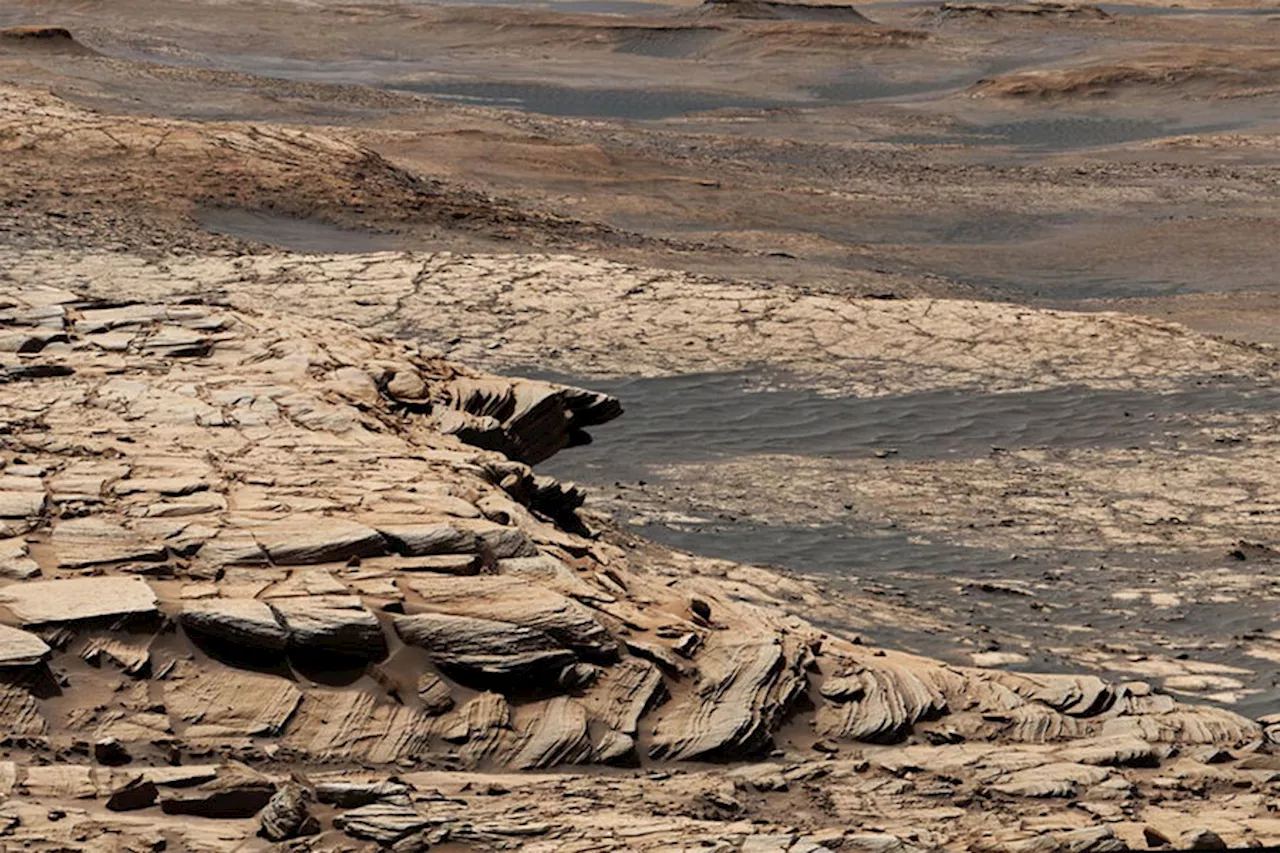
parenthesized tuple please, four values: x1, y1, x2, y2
(689, 597, 712, 622)
(416, 673, 455, 715)
(1181, 830, 1226, 851)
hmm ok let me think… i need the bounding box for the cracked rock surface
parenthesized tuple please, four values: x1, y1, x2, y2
(0, 278, 1272, 851)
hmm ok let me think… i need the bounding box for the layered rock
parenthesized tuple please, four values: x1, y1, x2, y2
(0, 284, 1271, 851)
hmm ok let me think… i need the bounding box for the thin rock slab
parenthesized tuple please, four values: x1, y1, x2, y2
(270, 594, 387, 660)
(251, 517, 386, 565)
(334, 801, 430, 845)
(51, 517, 167, 568)
(393, 611, 575, 684)
(315, 780, 412, 808)
(0, 576, 157, 624)
(0, 489, 45, 519)
(376, 522, 478, 557)
(0, 625, 50, 666)
(106, 776, 159, 812)
(403, 575, 617, 659)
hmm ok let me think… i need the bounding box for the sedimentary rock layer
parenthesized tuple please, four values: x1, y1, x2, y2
(0, 281, 1271, 851)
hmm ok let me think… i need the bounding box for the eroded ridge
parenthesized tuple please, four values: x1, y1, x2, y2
(0, 284, 1273, 851)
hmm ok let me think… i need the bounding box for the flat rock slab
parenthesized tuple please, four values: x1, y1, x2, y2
(405, 575, 616, 659)
(0, 624, 50, 666)
(334, 801, 429, 844)
(52, 517, 168, 568)
(365, 554, 480, 575)
(252, 517, 386, 565)
(0, 576, 157, 624)
(0, 490, 44, 519)
(165, 665, 302, 738)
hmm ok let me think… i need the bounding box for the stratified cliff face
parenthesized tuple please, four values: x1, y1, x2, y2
(0, 283, 1273, 852)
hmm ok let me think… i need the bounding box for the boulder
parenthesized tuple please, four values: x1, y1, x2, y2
(394, 612, 575, 684)
(180, 598, 288, 653)
(271, 595, 387, 659)
(159, 768, 277, 818)
(252, 517, 385, 565)
(1181, 830, 1227, 851)
(93, 737, 132, 766)
(106, 776, 158, 812)
(377, 523, 477, 557)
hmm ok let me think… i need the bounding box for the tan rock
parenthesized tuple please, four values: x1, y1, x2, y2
(0, 576, 157, 624)
(0, 625, 50, 667)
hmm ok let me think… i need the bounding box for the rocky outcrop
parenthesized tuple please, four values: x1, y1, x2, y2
(930, 1, 1109, 20)
(431, 377, 622, 465)
(403, 574, 618, 659)
(651, 637, 809, 760)
(0, 286, 1270, 851)
(394, 612, 577, 682)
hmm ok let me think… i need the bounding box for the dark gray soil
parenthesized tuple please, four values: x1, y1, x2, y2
(536, 370, 1280, 473)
